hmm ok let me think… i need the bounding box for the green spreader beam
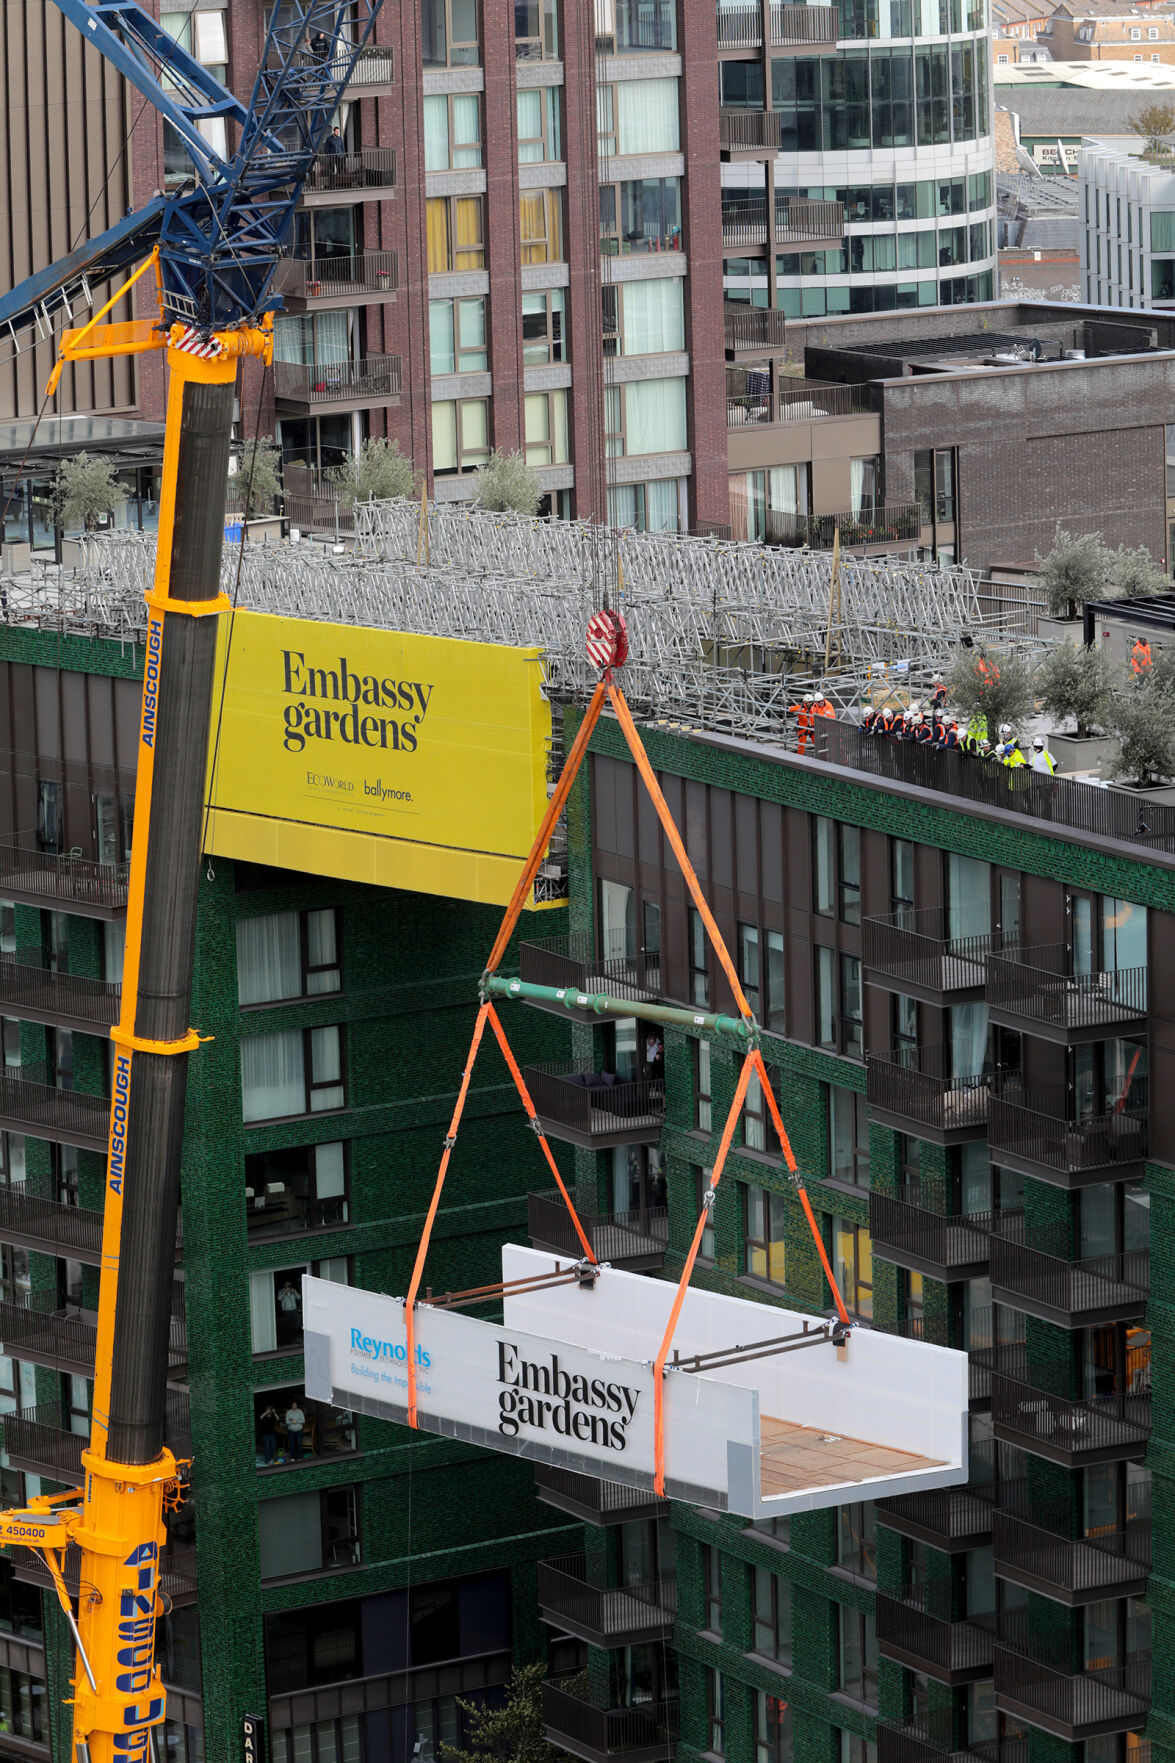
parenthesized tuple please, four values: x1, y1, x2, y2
(483, 975, 753, 1048)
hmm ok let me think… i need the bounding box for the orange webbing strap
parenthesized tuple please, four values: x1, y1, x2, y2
(754, 1048, 852, 1329)
(651, 1051, 754, 1497)
(484, 676, 610, 978)
(484, 1003, 597, 1264)
(607, 684, 753, 1023)
(405, 1002, 490, 1427)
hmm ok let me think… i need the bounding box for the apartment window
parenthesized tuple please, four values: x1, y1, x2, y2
(432, 399, 490, 475)
(273, 1717, 361, 1763)
(596, 77, 680, 156)
(696, 1040, 712, 1131)
(161, 8, 228, 171)
(914, 448, 956, 524)
(517, 86, 562, 162)
(236, 909, 341, 1006)
(839, 1606, 879, 1706)
(697, 1166, 716, 1260)
(258, 1486, 361, 1579)
(607, 480, 680, 532)
(598, 0, 677, 50)
(241, 1026, 345, 1122)
(0, 903, 11, 954)
(838, 1503, 877, 1581)
(816, 945, 836, 1049)
(520, 189, 564, 264)
(36, 780, 61, 853)
(842, 1737, 878, 1763)
(706, 1669, 725, 1757)
(833, 1218, 873, 1320)
(745, 1064, 781, 1155)
(894, 992, 917, 1063)
(249, 1256, 349, 1353)
(752, 1567, 793, 1665)
(600, 176, 682, 255)
(94, 790, 134, 863)
(764, 930, 785, 1034)
(429, 297, 487, 376)
(841, 954, 863, 1059)
(1150, 24, 1159, 35)
(830, 1086, 870, 1189)
(422, 0, 479, 66)
(745, 1184, 786, 1285)
(892, 837, 915, 923)
(0, 1132, 25, 1190)
(703, 1544, 723, 1636)
(839, 824, 861, 924)
(601, 278, 684, 357)
(422, 93, 481, 169)
(604, 377, 687, 458)
(689, 907, 710, 1007)
(1131, 25, 1141, 37)
(245, 1141, 349, 1234)
(739, 923, 761, 1015)
(0, 1666, 46, 1744)
(274, 309, 356, 368)
(814, 817, 835, 915)
(426, 196, 484, 271)
(756, 1693, 793, 1763)
(515, 0, 558, 57)
(524, 390, 569, 466)
(522, 290, 566, 364)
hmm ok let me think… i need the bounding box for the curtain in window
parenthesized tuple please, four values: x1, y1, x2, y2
(950, 1002, 988, 1081)
(850, 456, 866, 514)
(1152, 212, 1175, 252)
(767, 465, 799, 516)
(314, 310, 350, 366)
(645, 478, 679, 531)
(623, 377, 687, 455)
(461, 400, 489, 458)
(453, 94, 481, 165)
(258, 1491, 322, 1578)
(317, 1256, 350, 1284)
(423, 94, 450, 169)
(519, 191, 561, 264)
(429, 301, 455, 376)
(454, 197, 483, 269)
(517, 89, 543, 161)
(236, 912, 301, 1006)
(432, 401, 458, 470)
(104, 922, 125, 985)
(426, 198, 452, 272)
(620, 279, 684, 354)
(608, 485, 639, 527)
(310, 1026, 344, 1111)
(306, 909, 340, 993)
(616, 78, 680, 154)
(241, 1029, 305, 1122)
(274, 314, 309, 364)
(948, 853, 991, 944)
(314, 1143, 346, 1200)
(249, 1269, 278, 1353)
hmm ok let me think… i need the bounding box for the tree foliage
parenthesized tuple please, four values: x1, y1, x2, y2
(1035, 640, 1116, 736)
(946, 647, 1034, 734)
(56, 452, 128, 532)
(1109, 542, 1169, 599)
(1131, 101, 1175, 155)
(472, 449, 543, 516)
(439, 1665, 563, 1763)
(326, 436, 417, 509)
(229, 440, 283, 519)
(1035, 525, 1113, 619)
(1109, 678, 1175, 785)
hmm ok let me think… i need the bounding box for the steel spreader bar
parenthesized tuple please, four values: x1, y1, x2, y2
(483, 974, 752, 1047)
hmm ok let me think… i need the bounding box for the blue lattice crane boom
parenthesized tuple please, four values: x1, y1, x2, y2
(0, 5, 387, 1762)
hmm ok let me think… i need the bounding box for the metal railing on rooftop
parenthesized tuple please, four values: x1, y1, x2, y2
(766, 502, 921, 549)
(727, 380, 872, 427)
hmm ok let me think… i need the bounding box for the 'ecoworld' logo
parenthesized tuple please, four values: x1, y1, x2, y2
(349, 1327, 431, 1369)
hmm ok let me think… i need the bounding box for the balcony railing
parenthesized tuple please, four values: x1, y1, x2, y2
(534, 1462, 666, 1524)
(0, 1289, 98, 1370)
(986, 1085, 1148, 1183)
(12, 1540, 197, 1606)
(716, 4, 763, 45)
(869, 1192, 992, 1279)
(866, 1045, 996, 1139)
(335, 42, 395, 86)
(771, 1, 839, 42)
(766, 502, 921, 550)
(538, 1555, 676, 1647)
(528, 1192, 667, 1268)
(994, 1642, 1150, 1740)
(522, 1062, 665, 1147)
(277, 251, 399, 302)
(719, 110, 783, 153)
(992, 1510, 1151, 1603)
(991, 1371, 1150, 1464)
(863, 907, 1000, 997)
(878, 1721, 1029, 1763)
(877, 1483, 997, 1550)
(301, 146, 398, 196)
(0, 1186, 103, 1260)
(542, 1680, 678, 1762)
(0, 948, 121, 1030)
(723, 304, 788, 351)
(597, 11, 676, 50)
(0, 836, 129, 912)
(986, 945, 1147, 1035)
(876, 1583, 996, 1682)
(727, 379, 872, 427)
(777, 197, 844, 243)
(3, 1392, 191, 1485)
(988, 1215, 1149, 1325)
(721, 198, 768, 246)
(0, 1063, 109, 1151)
(818, 718, 1175, 856)
(273, 354, 402, 406)
(518, 933, 662, 1005)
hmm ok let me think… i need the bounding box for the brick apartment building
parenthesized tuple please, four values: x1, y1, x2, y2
(1045, 0, 1175, 61)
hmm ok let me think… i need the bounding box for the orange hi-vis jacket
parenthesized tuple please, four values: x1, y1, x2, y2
(1132, 639, 1153, 677)
(788, 700, 814, 752)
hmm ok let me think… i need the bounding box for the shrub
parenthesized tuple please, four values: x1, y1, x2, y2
(1109, 543, 1168, 600)
(439, 1663, 562, 1762)
(229, 440, 283, 519)
(1035, 640, 1116, 737)
(326, 436, 417, 509)
(1035, 525, 1113, 620)
(1109, 679, 1175, 785)
(472, 449, 543, 516)
(946, 647, 1034, 736)
(56, 452, 128, 532)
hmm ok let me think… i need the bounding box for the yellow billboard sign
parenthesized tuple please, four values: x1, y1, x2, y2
(203, 609, 552, 905)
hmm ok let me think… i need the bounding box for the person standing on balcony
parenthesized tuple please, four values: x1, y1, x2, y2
(324, 124, 346, 157)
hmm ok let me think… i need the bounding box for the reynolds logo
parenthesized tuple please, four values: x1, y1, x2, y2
(350, 1327, 430, 1369)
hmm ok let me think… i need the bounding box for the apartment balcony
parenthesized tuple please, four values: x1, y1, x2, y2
(862, 907, 996, 1005)
(300, 146, 397, 204)
(716, 3, 763, 46)
(988, 1215, 1149, 1327)
(986, 945, 1147, 1044)
(991, 1372, 1149, 1467)
(3, 1391, 191, 1487)
(876, 1584, 996, 1686)
(276, 250, 399, 311)
(541, 1680, 678, 1763)
(726, 378, 872, 430)
(528, 1191, 667, 1271)
(11, 1541, 198, 1608)
(335, 41, 396, 93)
(522, 1063, 665, 1151)
(273, 354, 402, 417)
(720, 109, 782, 157)
(765, 501, 921, 553)
(517, 933, 662, 1021)
(968, 1340, 1027, 1407)
(0, 836, 128, 919)
(0, 1064, 109, 1153)
(723, 304, 788, 353)
(0, 1186, 103, 1264)
(0, 1285, 187, 1379)
(992, 1509, 1151, 1606)
(986, 1085, 1147, 1188)
(722, 197, 769, 248)
(534, 1463, 665, 1526)
(537, 1554, 676, 1649)
(877, 1484, 996, 1552)
(866, 1045, 996, 1145)
(878, 1720, 1027, 1763)
(0, 949, 120, 1035)
(720, 197, 844, 249)
(993, 1642, 1150, 1742)
(869, 1191, 992, 1283)
(771, 0, 840, 46)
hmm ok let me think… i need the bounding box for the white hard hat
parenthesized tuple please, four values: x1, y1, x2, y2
(804, 692, 814, 704)
(1000, 723, 1012, 737)
(1033, 736, 1044, 749)
(909, 700, 921, 713)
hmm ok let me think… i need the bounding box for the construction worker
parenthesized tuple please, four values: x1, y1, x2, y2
(788, 691, 815, 754)
(900, 700, 921, 739)
(964, 710, 988, 754)
(1031, 735, 1057, 774)
(813, 692, 836, 723)
(1132, 635, 1152, 681)
(913, 712, 934, 744)
(978, 738, 995, 759)
(876, 705, 896, 737)
(940, 718, 962, 753)
(928, 675, 948, 712)
(1001, 734, 1027, 769)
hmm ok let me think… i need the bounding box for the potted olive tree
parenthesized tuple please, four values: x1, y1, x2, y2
(1108, 677, 1175, 803)
(946, 646, 1034, 745)
(227, 440, 284, 541)
(1034, 525, 1113, 637)
(1035, 639, 1117, 774)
